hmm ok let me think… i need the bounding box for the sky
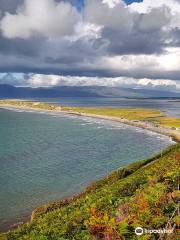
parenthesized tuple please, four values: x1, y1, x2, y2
(0, 0, 180, 92)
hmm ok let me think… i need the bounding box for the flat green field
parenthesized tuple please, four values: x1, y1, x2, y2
(158, 118, 180, 128)
(0, 100, 58, 110)
(62, 106, 163, 121)
(62, 106, 180, 130)
(1, 144, 179, 240)
(1, 100, 180, 129)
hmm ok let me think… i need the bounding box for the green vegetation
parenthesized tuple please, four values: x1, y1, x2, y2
(1, 100, 180, 129)
(0, 100, 179, 239)
(158, 118, 180, 128)
(0, 100, 60, 111)
(62, 106, 163, 121)
(1, 144, 179, 240)
(62, 106, 180, 130)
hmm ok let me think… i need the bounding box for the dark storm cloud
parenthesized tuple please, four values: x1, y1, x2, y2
(170, 28, 180, 47)
(0, 36, 43, 56)
(0, 0, 180, 88)
(43, 37, 107, 66)
(102, 27, 166, 55)
(1, 49, 180, 82)
(0, 0, 23, 15)
(86, 3, 171, 55)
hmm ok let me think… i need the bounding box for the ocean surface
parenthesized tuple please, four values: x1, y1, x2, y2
(0, 105, 175, 231)
(30, 97, 180, 117)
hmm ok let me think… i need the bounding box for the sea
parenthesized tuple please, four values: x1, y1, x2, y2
(0, 97, 179, 231)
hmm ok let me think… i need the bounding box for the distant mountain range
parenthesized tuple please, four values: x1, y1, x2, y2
(0, 84, 179, 99)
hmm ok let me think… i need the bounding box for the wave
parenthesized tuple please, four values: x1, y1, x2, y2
(1, 106, 175, 144)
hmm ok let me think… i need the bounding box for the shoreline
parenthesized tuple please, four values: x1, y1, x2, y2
(2, 143, 178, 234)
(0, 103, 179, 142)
(0, 101, 179, 232)
(65, 111, 179, 142)
(2, 142, 179, 238)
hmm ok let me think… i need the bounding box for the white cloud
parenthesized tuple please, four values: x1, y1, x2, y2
(0, 0, 180, 90)
(1, 72, 179, 92)
(138, 78, 180, 90)
(129, 0, 180, 28)
(84, 0, 133, 30)
(98, 47, 180, 73)
(158, 47, 180, 71)
(27, 74, 136, 88)
(102, 0, 121, 8)
(0, 0, 80, 39)
(25, 73, 180, 91)
(129, 0, 180, 14)
(70, 22, 103, 41)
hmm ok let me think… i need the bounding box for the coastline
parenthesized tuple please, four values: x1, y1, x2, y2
(2, 143, 179, 237)
(64, 111, 180, 142)
(0, 102, 179, 142)
(0, 101, 179, 233)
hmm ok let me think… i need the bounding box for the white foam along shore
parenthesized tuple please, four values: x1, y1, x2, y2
(0, 102, 179, 143)
(0, 102, 178, 232)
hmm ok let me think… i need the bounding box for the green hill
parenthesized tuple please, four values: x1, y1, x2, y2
(1, 144, 179, 240)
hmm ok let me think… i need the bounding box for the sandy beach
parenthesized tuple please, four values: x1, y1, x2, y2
(0, 102, 179, 142)
(0, 101, 179, 235)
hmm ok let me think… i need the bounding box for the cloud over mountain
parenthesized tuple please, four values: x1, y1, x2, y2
(0, 0, 180, 90)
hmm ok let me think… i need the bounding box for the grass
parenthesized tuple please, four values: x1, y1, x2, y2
(1, 100, 180, 129)
(1, 144, 179, 240)
(0, 100, 163, 121)
(158, 118, 180, 128)
(61, 106, 163, 121)
(0, 100, 59, 111)
(62, 106, 180, 130)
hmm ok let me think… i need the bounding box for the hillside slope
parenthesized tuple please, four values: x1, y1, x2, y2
(1, 144, 179, 240)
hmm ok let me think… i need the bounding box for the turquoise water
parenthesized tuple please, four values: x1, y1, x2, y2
(0, 108, 174, 231)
